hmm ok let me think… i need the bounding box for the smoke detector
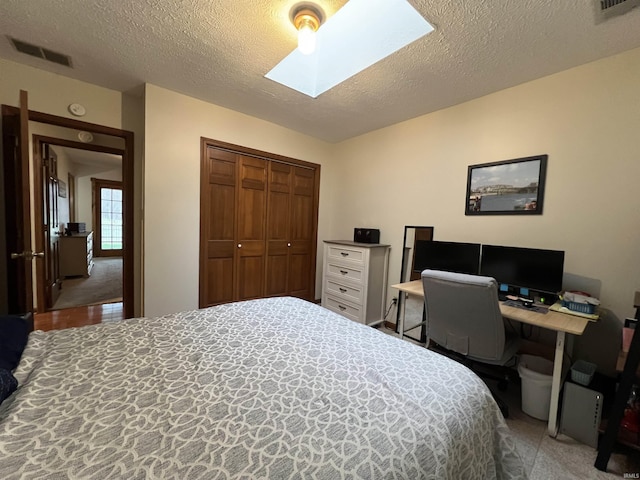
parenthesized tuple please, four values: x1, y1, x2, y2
(78, 131, 94, 143)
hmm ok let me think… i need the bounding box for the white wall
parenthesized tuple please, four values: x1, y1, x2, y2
(143, 84, 338, 317)
(1, 59, 122, 126)
(1, 58, 144, 315)
(332, 47, 640, 373)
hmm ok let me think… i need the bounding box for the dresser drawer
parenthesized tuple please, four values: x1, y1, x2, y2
(323, 296, 363, 323)
(325, 262, 365, 284)
(324, 278, 364, 305)
(326, 245, 365, 266)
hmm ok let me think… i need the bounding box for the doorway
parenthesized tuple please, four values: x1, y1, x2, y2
(1, 100, 135, 319)
(33, 136, 125, 312)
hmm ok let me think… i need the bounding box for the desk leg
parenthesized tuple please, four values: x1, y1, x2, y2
(398, 294, 405, 340)
(547, 331, 565, 437)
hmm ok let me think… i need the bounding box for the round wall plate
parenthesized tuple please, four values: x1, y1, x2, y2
(68, 103, 86, 117)
(78, 131, 94, 143)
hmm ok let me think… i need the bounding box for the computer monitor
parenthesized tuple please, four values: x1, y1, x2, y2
(413, 240, 481, 275)
(480, 244, 565, 295)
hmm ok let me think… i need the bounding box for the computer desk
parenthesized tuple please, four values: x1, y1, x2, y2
(391, 279, 591, 437)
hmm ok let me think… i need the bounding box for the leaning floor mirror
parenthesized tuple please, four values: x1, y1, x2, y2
(396, 226, 434, 342)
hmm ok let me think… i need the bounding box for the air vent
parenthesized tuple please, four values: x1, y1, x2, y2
(594, 0, 640, 23)
(8, 37, 73, 67)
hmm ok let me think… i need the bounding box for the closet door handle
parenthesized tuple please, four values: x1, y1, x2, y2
(237, 243, 242, 248)
(287, 243, 291, 247)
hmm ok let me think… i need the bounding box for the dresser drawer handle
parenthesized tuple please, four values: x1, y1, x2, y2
(340, 252, 349, 257)
(338, 305, 346, 311)
(339, 287, 347, 293)
(339, 270, 348, 275)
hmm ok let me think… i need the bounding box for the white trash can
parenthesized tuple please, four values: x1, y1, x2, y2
(517, 354, 554, 420)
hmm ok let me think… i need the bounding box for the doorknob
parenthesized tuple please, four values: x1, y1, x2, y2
(10, 251, 44, 260)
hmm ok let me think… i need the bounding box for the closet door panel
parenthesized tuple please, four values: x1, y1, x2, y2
(238, 156, 267, 240)
(288, 167, 315, 299)
(237, 251, 264, 300)
(266, 163, 291, 297)
(236, 156, 267, 300)
(288, 253, 310, 298)
(266, 254, 288, 296)
(206, 258, 234, 304)
(267, 191, 290, 240)
(201, 148, 237, 307)
(209, 185, 235, 241)
(269, 162, 291, 194)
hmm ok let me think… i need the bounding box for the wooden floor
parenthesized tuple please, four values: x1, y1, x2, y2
(33, 302, 124, 331)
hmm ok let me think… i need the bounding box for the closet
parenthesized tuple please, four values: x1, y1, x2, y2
(199, 140, 320, 307)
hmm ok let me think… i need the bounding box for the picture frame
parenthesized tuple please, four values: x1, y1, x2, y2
(465, 154, 548, 216)
(58, 179, 67, 198)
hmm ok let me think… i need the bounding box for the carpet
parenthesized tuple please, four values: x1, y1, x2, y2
(53, 257, 123, 310)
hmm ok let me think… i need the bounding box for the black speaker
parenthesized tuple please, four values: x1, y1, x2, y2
(353, 228, 380, 244)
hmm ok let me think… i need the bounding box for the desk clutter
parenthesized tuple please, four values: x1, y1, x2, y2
(549, 300, 600, 322)
(560, 291, 601, 314)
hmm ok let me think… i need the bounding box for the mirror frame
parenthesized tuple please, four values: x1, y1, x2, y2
(396, 225, 434, 341)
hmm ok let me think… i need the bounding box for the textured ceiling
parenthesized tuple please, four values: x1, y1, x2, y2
(2, 0, 640, 143)
(58, 148, 122, 170)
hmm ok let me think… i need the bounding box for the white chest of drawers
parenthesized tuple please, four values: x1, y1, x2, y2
(59, 231, 94, 278)
(321, 240, 390, 325)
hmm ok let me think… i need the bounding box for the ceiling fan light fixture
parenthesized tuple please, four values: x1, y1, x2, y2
(292, 5, 323, 55)
(269, 0, 434, 98)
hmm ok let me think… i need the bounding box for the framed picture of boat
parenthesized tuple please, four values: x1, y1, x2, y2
(465, 154, 548, 215)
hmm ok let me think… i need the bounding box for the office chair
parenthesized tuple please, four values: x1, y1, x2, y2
(421, 269, 520, 418)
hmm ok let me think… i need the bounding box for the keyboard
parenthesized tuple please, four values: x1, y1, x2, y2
(502, 299, 548, 314)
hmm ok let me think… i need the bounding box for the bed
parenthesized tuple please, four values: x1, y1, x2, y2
(0, 297, 525, 479)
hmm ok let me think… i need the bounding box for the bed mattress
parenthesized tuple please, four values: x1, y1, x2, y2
(0, 297, 525, 479)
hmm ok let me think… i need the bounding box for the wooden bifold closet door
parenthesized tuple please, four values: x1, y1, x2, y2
(199, 140, 320, 308)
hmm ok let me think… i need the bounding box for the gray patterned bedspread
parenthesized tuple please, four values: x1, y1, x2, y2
(0, 297, 525, 479)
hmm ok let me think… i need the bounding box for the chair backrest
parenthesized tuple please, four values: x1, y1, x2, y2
(421, 269, 505, 362)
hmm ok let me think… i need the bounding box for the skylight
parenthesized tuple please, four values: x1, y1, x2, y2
(265, 0, 434, 98)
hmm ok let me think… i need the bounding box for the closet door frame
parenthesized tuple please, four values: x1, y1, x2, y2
(199, 138, 320, 307)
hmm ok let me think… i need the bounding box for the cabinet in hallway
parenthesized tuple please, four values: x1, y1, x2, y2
(59, 232, 94, 278)
(199, 141, 320, 307)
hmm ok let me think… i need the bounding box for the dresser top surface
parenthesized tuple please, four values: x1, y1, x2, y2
(324, 240, 390, 248)
(61, 232, 92, 238)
